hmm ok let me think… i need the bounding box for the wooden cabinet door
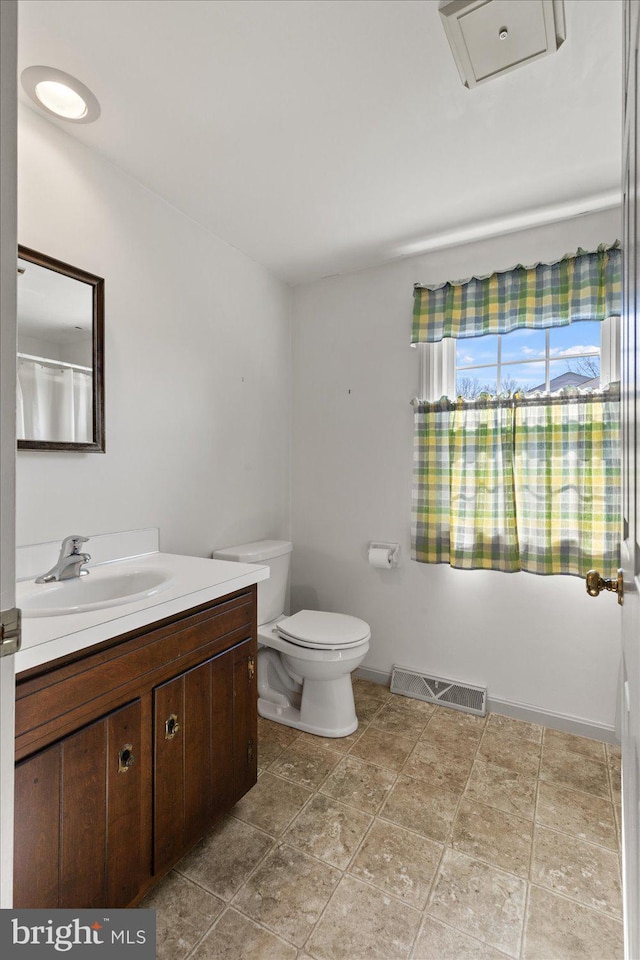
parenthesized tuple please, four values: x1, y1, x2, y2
(153, 639, 257, 874)
(154, 658, 216, 873)
(14, 744, 60, 908)
(14, 699, 144, 909)
(106, 700, 146, 906)
(233, 639, 257, 801)
(210, 645, 234, 822)
(153, 670, 186, 874)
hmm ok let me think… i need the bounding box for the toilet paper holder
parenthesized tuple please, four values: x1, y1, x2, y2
(368, 541, 400, 568)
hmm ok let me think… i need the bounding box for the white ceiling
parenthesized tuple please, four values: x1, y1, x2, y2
(17, 0, 622, 284)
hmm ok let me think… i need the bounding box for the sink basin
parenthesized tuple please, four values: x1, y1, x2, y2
(18, 567, 173, 618)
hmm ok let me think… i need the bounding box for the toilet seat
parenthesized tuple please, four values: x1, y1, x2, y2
(276, 610, 371, 650)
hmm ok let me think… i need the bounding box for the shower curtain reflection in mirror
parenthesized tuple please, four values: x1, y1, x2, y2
(17, 357, 92, 443)
(16, 246, 105, 452)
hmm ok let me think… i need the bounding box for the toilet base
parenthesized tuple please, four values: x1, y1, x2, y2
(258, 696, 358, 738)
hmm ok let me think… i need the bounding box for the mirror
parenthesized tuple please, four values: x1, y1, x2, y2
(17, 246, 104, 452)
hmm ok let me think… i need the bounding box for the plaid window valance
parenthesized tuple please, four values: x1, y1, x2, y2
(411, 242, 621, 344)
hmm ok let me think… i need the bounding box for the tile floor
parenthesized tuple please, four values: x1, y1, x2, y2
(141, 678, 624, 960)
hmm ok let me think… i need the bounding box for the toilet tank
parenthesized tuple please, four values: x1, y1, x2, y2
(212, 539, 292, 626)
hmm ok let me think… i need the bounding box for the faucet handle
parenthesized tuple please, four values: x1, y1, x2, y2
(59, 535, 89, 558)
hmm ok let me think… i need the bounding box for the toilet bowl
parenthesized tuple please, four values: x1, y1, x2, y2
(212, 540, 370, 737)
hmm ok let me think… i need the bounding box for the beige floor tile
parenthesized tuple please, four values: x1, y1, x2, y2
(543, 728, 607, 763)
(608, 753, 622, 804)
(349, 819, 443, 909)
(465, 759, 537, 819)
(230, 772, 312, 836)
(353, 693, 386, 725)
(381, 774, 460, 842)
(427, 849, 526, 958)
(175, 815, 274, 901)
(258, 716, 300, 745)
(477, 728, 541, 778)
(614, 803, 622, 850)
(270, 740, 341, 789)
(353, 678, 391, 701)
(320, 755, 397, 814)
(387, 693, 436, 716)
(296, 728, 363, 754)
(282, 793, 372, 869)
(606, 741, 622, 761)
(402, 740, 474, 792)
(523, 885, 624, 960)
(191, 907, 297, 960)
(531, 825, 622, 918)
(539, 747, 610, 799)
(486, 714, 543, 744)
(369, 702, 431, 740)
(258, 718, 301, 768)
(349, 727, 415, 772)
(420, 709, 485, 760)
(451, 798, 533, 877)
(306, 874, 422, 960)
(139, 871, 224, 960)
(412, 916, 511, 960)
(535, 781, 618, 850)
(232, 843, 340, 947)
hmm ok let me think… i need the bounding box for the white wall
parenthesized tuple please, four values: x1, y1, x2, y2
(17, 105, 292, 558)
(292, 209, 622, 734)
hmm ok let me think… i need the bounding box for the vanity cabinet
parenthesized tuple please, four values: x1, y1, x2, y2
(13, 586, 257, 909)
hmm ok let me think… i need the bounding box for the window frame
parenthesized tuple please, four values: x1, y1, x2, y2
(416, 316, 620, 402)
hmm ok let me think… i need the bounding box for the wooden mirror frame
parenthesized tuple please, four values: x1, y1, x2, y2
(17, 246, 105, 452)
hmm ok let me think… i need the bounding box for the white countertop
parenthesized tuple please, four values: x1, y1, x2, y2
(16, 552, 268, 673)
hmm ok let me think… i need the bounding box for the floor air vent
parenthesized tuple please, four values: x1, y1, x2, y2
(390, 666, 486, 717)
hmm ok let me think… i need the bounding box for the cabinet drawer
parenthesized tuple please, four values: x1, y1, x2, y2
(16, 589, 254, 760)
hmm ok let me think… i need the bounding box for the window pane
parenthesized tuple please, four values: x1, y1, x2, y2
(456, 368, 497, 398)
(456, 334, 499, 369)
(503, 362, 546, 394)
(549, 320, 600, 359)
(548, 357, 600, 392)
(501, 328, 546, 362)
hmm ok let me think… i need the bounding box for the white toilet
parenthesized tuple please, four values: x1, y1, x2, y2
(213, 540, 370, 737)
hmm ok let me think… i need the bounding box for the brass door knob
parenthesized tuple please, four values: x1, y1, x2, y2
(585, 569, 624, 605)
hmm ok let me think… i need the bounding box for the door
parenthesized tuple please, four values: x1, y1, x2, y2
(622, 3, 640, 957)
(153, 639, 257, 875)
(13, 700, 145, 909)
(154, 657, 219, 873)
(0, 0, 18, 910)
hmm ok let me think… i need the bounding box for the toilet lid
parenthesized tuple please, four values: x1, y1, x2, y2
(276, 610, 371, 649)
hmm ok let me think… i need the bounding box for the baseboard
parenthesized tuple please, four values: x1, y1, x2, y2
(353, 668, 619, 745)
(487, 696, 619, 745)
(355, 666, 392, 687)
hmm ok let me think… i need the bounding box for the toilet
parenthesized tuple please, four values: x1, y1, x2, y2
(212, 540, 370, 737)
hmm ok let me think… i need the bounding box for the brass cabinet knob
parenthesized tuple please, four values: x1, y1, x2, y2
(164, 714, 181, 740)
(118, 743, 135, 774)
(585, 569, 624, 605)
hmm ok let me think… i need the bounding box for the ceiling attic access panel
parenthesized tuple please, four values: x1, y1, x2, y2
(439, 0, 566, 88)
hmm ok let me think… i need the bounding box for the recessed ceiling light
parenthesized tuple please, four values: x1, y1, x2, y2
(21, 66, 100, 123)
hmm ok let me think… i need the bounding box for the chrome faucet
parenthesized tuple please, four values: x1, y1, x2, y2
(35, 535, 91, 583)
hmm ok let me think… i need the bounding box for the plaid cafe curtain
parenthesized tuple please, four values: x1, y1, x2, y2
(412, 392, 621, 577)
(411, 243, 622, 577)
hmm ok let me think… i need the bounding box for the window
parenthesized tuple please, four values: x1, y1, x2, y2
(417, 316, 620, 402)
(411, 243, 622, 577)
